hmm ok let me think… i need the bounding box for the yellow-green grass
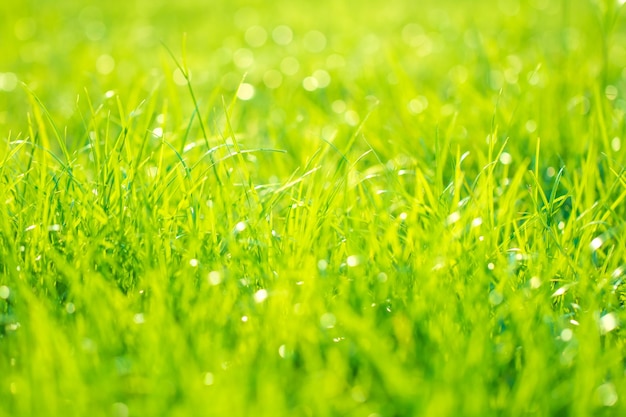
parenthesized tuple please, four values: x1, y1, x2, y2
(1, 0, 626, 416)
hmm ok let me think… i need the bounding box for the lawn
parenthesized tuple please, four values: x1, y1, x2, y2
(1, 0, 626, 416)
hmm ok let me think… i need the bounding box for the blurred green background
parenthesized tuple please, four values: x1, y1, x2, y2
(2, 0, 625, 161)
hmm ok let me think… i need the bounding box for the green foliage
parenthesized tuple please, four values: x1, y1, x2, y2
(1, 0, 626, 416)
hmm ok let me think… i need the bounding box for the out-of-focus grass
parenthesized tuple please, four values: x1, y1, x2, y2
(1, 0, 626, 416)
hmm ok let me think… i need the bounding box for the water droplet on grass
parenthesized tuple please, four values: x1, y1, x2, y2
(0, 72, 18, 92)
(0, 286, 10, 299)
(204, 372, 214, 386)
(525, 120, 537, 133)
(529, 276, 541, 289)
(263, 69, 282, 89)
(312, 69, 331, 88)
(445, 211, 461, 225)
(600, 313, 618, 333)
(611, 137, 621, 152)
(317, 259, 328, 271)
(560, 328, 573, 341)
(244, 25, 267, 47)
(173, 68, 187, 86)
(233, 48, 254, 69)
(253, 289, 268, 303)
(272, 25, 293, 45)
(344, 110, 360, 126)
(189, 259, 199, 267)
(302, 76, 318, 91)
(303, 30, 327, 53)
(332, 100, 346, 113)
(236, 83, 255, 101)
(112, 402, 129, 417)
(280, 56, 299, 75)
(489, 290, 503, 305)
(596, 382, 618, 407)
(408, 96, 429, 114)
(208, 271, 223, 286)
(351, 386, 367, 403)
(320, 313, 336, 329)
(605, 85, 618, 101)
(347, 255, 362, 267)
(65, 303, 75, 314)
(133, 313, 145, 324)
(590, 236, 604, 251)
(96, 54, 115, 75)
(499, 152, 512, 165)
(471, 217, 483, 228)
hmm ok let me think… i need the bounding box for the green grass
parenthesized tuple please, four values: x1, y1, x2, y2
(1, 0, 626, 415)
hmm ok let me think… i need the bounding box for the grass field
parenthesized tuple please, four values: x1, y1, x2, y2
(1, 0, 626, 416)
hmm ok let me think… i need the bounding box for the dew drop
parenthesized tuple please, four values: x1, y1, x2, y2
(303, 30, 327, 53)
(253, 289, 268, 303)
(317, 259, 328, 271)
(272, 25, 293, 45)
(600, 313, 618, 334)
(204, 372, 214, 386)
(529, 276, 541, 289)
(0, 286, 10, 300)
(244, 25, 267, 48)
(112, 402, 129, 417)
(596, 382, 618, 407)
(346, 255, 362, 267)
(320, 312, 336, 329)
(611, 137, 621, 152)
(236, 83, 255, 101)
(560, 328, 573, 341)
(344, 110, 360, 126)
(96, 54, 115, 75)
(0, 73, 18, 92)
(590, 236, 604, 251)
(173, 68, 187, 86)
(499, 152, 512, 165)
(446, 211, 461, 225)
(263, 69, 283, 89)
(208, 271, 223, 286)
(489, 290, 503, 306)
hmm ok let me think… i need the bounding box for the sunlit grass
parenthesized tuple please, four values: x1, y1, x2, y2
(1, 0, 626, 416)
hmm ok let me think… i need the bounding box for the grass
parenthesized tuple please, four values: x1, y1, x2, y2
(1, 0, 626, 415)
